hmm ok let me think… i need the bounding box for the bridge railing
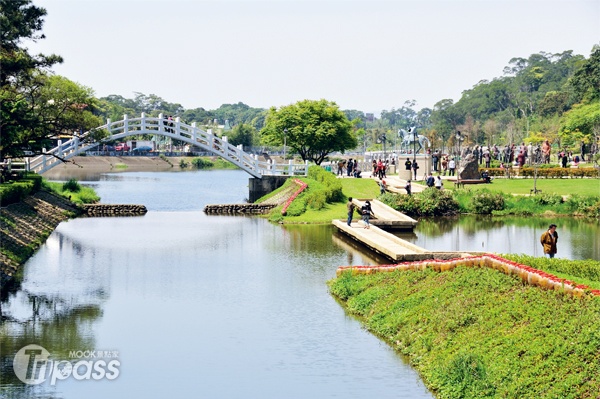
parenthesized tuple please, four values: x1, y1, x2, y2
(27, 113, 309, 177)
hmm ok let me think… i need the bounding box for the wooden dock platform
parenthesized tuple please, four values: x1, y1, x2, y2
(332, 219, 483, 262)
(352, 199, 417, 230)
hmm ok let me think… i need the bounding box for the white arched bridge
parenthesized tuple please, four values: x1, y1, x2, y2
(27, 113, 308, 178)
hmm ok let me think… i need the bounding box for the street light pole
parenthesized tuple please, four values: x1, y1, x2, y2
(412, 128, 417, 164)
(283, 128, 287, 161)
(455, 131, 463, 180)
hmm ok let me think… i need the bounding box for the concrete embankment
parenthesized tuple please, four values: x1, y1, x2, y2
(203, 204, 276, 214)
(81, 204, 147, 217)
(0, 191, 81, 286)
(0, 192, 148, 289)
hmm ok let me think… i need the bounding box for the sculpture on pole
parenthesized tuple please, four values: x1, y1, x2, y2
(398, 128, 430, 154)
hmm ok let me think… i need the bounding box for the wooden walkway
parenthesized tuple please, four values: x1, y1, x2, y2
(351, 199, 418, 230)
(332, 219, 484, 262)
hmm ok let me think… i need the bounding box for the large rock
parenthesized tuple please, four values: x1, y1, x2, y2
(458, 147, 480, 180)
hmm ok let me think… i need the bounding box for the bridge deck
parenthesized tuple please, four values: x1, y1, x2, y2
(333, 219, 483, 262)
(352, 199, 417, 230)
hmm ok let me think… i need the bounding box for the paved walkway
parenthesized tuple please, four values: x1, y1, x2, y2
(339, 170, 459, 194)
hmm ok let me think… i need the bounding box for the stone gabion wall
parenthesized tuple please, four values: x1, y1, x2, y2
(81, 204, 147, 217)
(203, 204, 276, 214)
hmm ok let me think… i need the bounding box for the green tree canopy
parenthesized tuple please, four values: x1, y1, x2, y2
(569, 46, 600, 103)
(227, 123, 257, 150)
(559, 102, 600, 146)
(0, 0, 88, 158)
(260, 99, 356, 165)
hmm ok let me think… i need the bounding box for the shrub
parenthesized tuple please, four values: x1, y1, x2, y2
(307, 165, 343, 203)
(62, 178, 81, 192)
(179, 159, 189, 168)
(0, 181, 35, 206)
(191, 157, 214, 169)
(283, 196, 306, 216)
(532, 193, 563, 206)
(565, 194, 600, 216)
(379, 190, 459, 217)
(304, 190, 327, 210)
(21, 174, 43, 191)
(471, 190, 505, 214)
(584, 200, 600, 219)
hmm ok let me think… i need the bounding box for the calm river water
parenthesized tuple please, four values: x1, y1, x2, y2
(1, 169, 598, 399)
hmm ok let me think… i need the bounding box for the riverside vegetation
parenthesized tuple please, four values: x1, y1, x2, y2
(261, 167, 600, 397)
(328, 260, 600, 398)
(260, 166, 600, 222)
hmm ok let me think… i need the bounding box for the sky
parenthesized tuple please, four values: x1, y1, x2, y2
(27, 0, 600, 115)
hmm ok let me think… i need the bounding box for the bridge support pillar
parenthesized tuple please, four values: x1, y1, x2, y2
(248, 176, 289, 203)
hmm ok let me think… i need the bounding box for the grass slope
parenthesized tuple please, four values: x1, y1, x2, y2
(278, 177, 380, 224)
(329, 265, 600, 398)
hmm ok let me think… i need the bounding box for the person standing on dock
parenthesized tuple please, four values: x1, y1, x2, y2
(361, 200, 374, 229)
(347, 197, 356, 226)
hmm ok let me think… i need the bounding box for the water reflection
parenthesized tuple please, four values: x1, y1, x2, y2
(398, 215, 600, 260)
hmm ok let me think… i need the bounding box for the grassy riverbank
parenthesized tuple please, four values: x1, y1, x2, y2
(328, 258, 600, 398)
(260, 169, 600, 223)
(42, 179, 100, 204)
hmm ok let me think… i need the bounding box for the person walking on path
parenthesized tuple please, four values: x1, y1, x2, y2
(379, 179, 387, 195)
(426, 173, 435, 188)
(361, 200, 375, 229)
(346, 197, 356, 226)
(540, 224, 558, 258)
(405, 180, 412, 196)
(441, 156, 448, 176)
(412, 160, 419, 180)
(448, 158, 456, 176)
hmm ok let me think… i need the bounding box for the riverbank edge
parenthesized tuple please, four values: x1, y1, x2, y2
(0, 190, 81, 290)
(328, 260, 600, 398)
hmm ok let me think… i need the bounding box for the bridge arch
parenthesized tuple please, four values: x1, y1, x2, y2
(28, 113, 308, 177)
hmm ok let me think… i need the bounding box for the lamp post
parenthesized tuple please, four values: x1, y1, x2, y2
(378, 134, 388, 161)
(411, 128, 417, 164)
(283, 128, 287, 161)
(455, 131, 464, 180)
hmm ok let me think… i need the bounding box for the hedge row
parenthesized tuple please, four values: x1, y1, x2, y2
(0, 175, 43, 206)
(486, 167, 599, 178)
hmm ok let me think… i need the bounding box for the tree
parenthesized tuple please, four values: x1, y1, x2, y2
(260, 99, 356, 165)
(431, 99, 463, 149)
(559, 102, 600, 147)
(569, 46, 600, 103)
(0, 0, 75, 157)
(2, 73, 104, 156)
(227, 123, 257, 149)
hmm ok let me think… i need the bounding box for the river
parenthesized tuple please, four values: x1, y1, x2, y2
(1, 169, 598, 399)
(1, 170, 432, 399)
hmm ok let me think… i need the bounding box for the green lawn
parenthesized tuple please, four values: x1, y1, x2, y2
(282, 177, 380, 224)
(449, 177, 600, 196)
